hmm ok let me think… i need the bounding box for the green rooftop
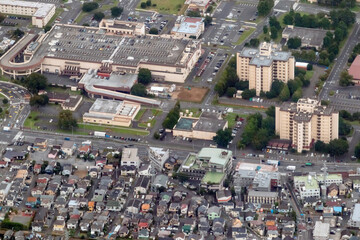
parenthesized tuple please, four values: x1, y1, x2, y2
(198, 148, 232, 166)
(202, 172, 225, 184)
(174, 118, 195, 130)
(183, 154, 197, 167)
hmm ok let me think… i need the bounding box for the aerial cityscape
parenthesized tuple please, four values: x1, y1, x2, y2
(0, 0, 360, 239)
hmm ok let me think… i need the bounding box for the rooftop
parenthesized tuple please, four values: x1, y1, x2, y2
(202, 172, 225, 184)
(172, 17, 204, 35)
(351, 204, 360, 222)
(79, 69, 137, 90)
(282, 26, 328, 47)
(0, 0, 55, 18)
(294, 175, 319, 190)
(174, 118, 195, 130)
(349, 55, 360, 80)
(197, 148, 232, 166)
(87, 98, 139, 116)
(313, 221, 330, 238)
(247, 190, 278, 198)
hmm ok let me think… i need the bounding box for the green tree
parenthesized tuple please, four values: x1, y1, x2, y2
(263, 25, 268, 34)
(138, 68, 152, 85)
(111, 7, 123, 17)
(29, 95, 49, 107)
(249, 38, 260, 47)
(162, 101, 180, 129)
(328, 138, 349, 156)
(82, 2, 99, 12)
(149, 28, 159, 35)
(241, 89, 256, 100)
(252, 128, 270, 150)
(131, 83, 147, 97)
(226, 87, 237, 98)
(140, 2, 147, 8)
(339, 117, 351, 136)
(187, 10, 201, 17)
(146, 0, 151, 6)
(270, 26, 278, 40)
(44, 25, 52, 33)
(24, 73, 47, 94)
(287, 37, 301, 49)
(204, 16, 213, 27)
(206, 5, 213, 13)
(93, 12, 105, 22)
(291, 88, 302, 102)
(339, 70, 354, 87)
(314, 140, 327, 152)
(279, 85, 290, 101)
(13, 28, 24, 38)
(355, 142, 360, 159)
(266, 106, 275, 118)
(257, 0, 274, 16)
(2, 98, 8, 104)
(58, 110, 77, 130)
(266, 80, 284, 98)
(213, 128, 233, 147)
(283, 14, 294, 25)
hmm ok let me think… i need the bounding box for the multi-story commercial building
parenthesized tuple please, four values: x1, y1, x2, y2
(313, 221, 330, 240)
(275, 98, 339, 153)
(0, 0, 55, 28)
(121, 148, 141, 168)
(83, 99, 140, 127)
(0, 23, 201, 83)
(99, 19, 145, 36)
(236, 42, 295, 96)
(171, 16, 204, 39)
(349, 204, 360, 228)
(293, 175, 320, 199)
(148, 147, 169, 171)
(178, 148, 232, 190)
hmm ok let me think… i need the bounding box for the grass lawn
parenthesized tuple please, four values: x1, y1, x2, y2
(151, 109, 162, 116)
(233, 28, 255, 45)
(46, 86, 81, 95)
(78, 123, 149, 136)
(134, 109, 146, 121)
(305, 70, 314, 80)
(137, 0, 185, 15)
(23, 111, 39, 129)
(351, 4, 360, 12)
(138, 118, 156, 128)
(48, 8, 64, 25)
(225, 112, 247, 128)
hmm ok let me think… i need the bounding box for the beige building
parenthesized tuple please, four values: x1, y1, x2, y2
(237, 42, 295, 96)
(83, 99, 140, 127)
(172, 112, 228, 140)
(0, 24, 201, 83)
(99, 19, 145, 36)
(275, 98, 339, 153)
(185, 0, 211, 14)
(0, 0, 55, 28)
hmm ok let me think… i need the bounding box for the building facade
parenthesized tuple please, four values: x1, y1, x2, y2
(275, 98, 339, 153)
(247, 190, 278, 204)
(236, 42, 295, 96)
(148, 147, 169, 171)
(0, 0, 55, 28)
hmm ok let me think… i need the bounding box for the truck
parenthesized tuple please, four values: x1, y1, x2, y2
(286, 166, 296, 171)
(94, 131, 106, 137)
(3, 127, 10, 131)
(267, 160, 280, 166)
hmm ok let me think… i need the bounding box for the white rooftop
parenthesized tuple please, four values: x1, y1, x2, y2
(0, 0, 55, 18)
(351, 204, 360, 222)
(172, 17, 203, 35)
(313, 221, 330, 238)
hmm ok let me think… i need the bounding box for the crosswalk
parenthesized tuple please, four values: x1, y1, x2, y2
(238, 3, 257, 7)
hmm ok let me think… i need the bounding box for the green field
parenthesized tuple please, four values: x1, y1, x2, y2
(134, 109, 146, 121)
(233, 28, 255, 45)
(78, 123, 149, 136)
(225, 112, 247, 128)
(305, 70, 314, 80)
(23, 111, 39, 129)
(137, 0, 185, 15)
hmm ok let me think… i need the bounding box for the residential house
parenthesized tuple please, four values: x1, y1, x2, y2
(127, 199, 142, 214)
(328, 183, 339, 198)
(207, 206, 221, 220)
(121, 148, 141, 168)
(34, 138, 48, 151)
(216, 190, 232, 203)
(2, 151, 26, 162)
(62, 164, 72, 176)
(53, 219, 65, 232)
(151, 174, 168, 192)
(134, 176, 150, 194)
(61, 140, 76, 156)
(339, 184, 347, 196)
(138, 163, 153, 176)
(32, 208, 48, 232)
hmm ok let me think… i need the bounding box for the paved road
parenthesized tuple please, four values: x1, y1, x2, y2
(319, 23, 360, 112)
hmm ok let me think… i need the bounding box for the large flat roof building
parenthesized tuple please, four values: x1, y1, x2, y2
(171, 16, 204, 39)
(237, 42, 295, 96)
(349, 204, 360, 228)
(348, 55, 360, 85)
(276, 98, 339, 153)
(282, 26, 328, 50)
(0, 0, 55, 28)
(83, 99, 140, 127)
(173, 112, 228, 140)
(0, 24, 201, 83)
(313, 221, 330, 240)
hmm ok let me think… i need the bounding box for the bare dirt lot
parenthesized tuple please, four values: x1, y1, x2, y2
(172, 86, 209, 102)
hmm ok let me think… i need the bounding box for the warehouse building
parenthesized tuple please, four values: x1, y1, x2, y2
(0, 0, 55, 28)
(282, 26, 328, 50)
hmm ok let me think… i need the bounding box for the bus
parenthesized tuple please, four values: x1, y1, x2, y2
(305, 162, 313, 166)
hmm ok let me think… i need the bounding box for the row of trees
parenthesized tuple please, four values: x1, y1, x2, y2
(348, 43, 360, 63)
(257, 0, 274, 16)
(214, 57, 249, 97)
(239, 109, 275, 150)
(162, 101, 180, 129)
(339, 70, 354, 87)
(314, 139, 349, 156)
(140, 0, 154, 9)
(317, 0, 356, 8)
(283, 10, 331, 29)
